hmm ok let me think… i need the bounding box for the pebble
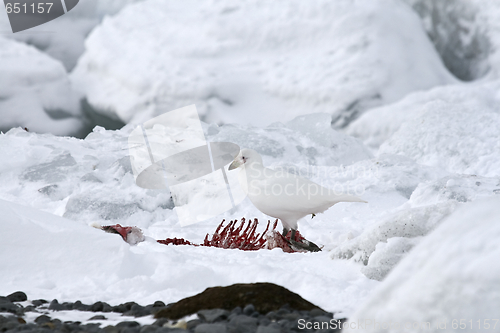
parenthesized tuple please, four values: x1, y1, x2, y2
(0, 292, 346, 333)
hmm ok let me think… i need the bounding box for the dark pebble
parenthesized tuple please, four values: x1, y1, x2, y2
(48, 299, 65, 311)
(153, 318, 169, 327)
(7, 291, 28, 302)
(89, 315, 107, 320)
(242, 304, 255, 316)
(194, 323, 227, 333)
(34, 315, 51, 324)
(309, 308, 329, 317)
(32, 299, 48, 307)
(103, 325, 120, 333)
(0, 297, 20, 314)
(124, 304, 150, 317)
(116, 321, 141, 328)
(197, 309, 230, 323)
(152, 301, 165, 308)
(256, 323, 282, 333)
(73, 300, 91, 311)
(187, 319, 202, 330)
(229, 314, 258, 329)
(139, 324, 158, 333)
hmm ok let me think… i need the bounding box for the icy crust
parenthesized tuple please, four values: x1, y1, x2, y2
(344, 196, 500, 333)
(0, 126, 173, 231)
(0, 37, 84, 137)
(206, 113, 373, 167)
(347, 80, 500, 172)
(0, 113, 371, 232)
(70, 0, 454, 127)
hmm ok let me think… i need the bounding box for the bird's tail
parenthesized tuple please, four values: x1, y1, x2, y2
(333, 194, 367, 204)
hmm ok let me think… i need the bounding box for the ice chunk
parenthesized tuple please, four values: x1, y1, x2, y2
(344, 196, 500, 332)
(361, 237, 421, 281)
(0, 37, 83, 136)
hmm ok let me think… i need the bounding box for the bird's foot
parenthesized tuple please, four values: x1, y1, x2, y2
(289, 239, 322, 252)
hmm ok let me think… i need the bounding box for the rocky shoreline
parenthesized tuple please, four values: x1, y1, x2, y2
(1, 291, 346, 333)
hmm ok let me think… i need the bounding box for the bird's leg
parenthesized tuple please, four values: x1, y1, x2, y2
(291, 229, 297, 242)
(282, 227, 288, 237)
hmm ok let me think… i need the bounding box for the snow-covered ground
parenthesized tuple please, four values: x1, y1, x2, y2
(1, 0, 500, 326)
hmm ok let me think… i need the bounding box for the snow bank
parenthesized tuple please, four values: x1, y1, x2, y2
(0, 37, 85, 137)
(331, 158, 500, 280)
(0, 0, 145, 71)
(347, 80, 500, 168)
(71, 0, 454, 128)
(344, 196, 500, 332)
(378, 85, 500, 178)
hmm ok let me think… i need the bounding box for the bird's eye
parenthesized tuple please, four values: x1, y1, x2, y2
(242, 156, 246, 161)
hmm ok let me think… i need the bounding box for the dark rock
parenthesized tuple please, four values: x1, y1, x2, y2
(116, 321, 141, 328)
(124, 304, 150, 317)
(103, 325, 120, 333)
(7, 291, 27, 302)
(265, 311, 279, 321)
(0, 297, 20, 314)
(154, 283, 323, 320)
(139, 325, 158, 333)
(0, 320, 20, 331)
(243, 304, 255, 316)
(112, 304, 128, 313)
(49, 299, 65, 311)
(73, 300, 91, 311)
(186, 319, 202, 330)
(121, 327, 141, 333)
(89, 315, 107, 320)
(153, 301, 165, 308)
(91, 301, 105, 312)
(197, 309, 230, 323)
(258, 317, 271, 327)
(313, 315, 333, 324)
(32, 299, 48, 307)
(194, 323, 227, 333)
(35, 315, 52, 325)
(24, 305, 37, 312)
(152, 318, 169, 327)
(309, 308, 330, 318)
(231, 307, 242, 315)
(229, 314, 258, 333)
(256, 323, 282, 333)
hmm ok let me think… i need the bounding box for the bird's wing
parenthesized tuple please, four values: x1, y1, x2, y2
(254, 168, 360, 214)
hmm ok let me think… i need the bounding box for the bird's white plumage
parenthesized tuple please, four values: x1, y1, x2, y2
(229, 149, 366, 232)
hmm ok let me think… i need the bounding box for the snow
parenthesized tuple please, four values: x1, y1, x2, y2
(0, 198, 378, 318)
(0, 37, 85, 137)
(0, 0, 146, 71)
(344, 196, 500, 332)
(347, 80, 500, 154)
(70, 0, 455, 128)
(403, 0, 500, 81)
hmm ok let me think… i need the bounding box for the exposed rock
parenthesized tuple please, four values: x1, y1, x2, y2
(155, 283, 322, 320)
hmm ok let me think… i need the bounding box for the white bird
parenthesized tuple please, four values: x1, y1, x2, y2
(228, 148, 366, 250)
